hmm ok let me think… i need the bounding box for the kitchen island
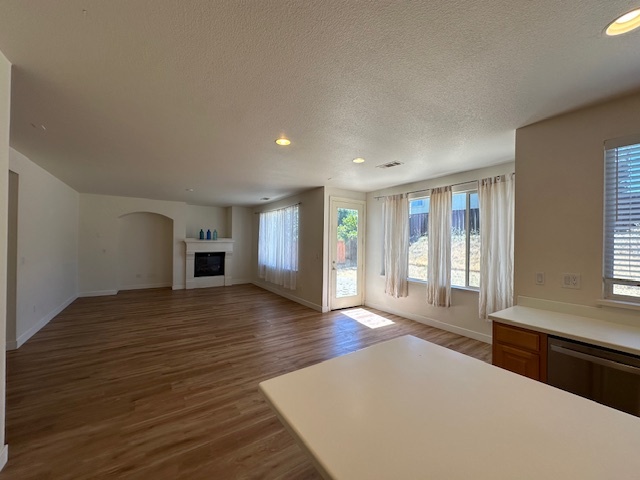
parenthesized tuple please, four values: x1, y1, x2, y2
(260, 335, 640, 480)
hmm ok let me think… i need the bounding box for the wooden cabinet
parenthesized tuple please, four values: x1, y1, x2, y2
(492, 322, 547, 382)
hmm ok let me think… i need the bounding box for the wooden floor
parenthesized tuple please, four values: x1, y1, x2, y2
(1, 284, 490, 479)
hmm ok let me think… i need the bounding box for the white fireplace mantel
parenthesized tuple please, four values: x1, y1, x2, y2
(184, 238, 234, 289)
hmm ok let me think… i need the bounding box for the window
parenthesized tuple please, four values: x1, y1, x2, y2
(408, 192, 479, 287)
(452, 191, 480, 288)
(408, 197, 429, 281)
(604, 139, 640, 301)
(258, 204, 299, 289)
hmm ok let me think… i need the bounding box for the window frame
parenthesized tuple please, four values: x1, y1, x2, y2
(407, 195, 430, 283)
(406, 189, 479, 290)
(603, 136, 640, 305)
(452, 189, 480, 290)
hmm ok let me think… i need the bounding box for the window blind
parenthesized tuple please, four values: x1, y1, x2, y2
(604, 141, 640, 290)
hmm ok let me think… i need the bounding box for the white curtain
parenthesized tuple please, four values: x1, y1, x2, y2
(258, 204, 299, 289)
(479, 173, 515, 319)
(384, 194, 409, 298)
(427, 186, 452, 307)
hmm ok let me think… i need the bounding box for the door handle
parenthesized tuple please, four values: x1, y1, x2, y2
(550, 344, 640, 376)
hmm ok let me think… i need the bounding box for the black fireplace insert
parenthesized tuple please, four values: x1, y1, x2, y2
(194, 252, 225, 277)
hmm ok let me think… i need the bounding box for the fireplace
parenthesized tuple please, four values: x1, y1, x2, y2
(194, 252, 225, 277)
(184, 238, 234, 289)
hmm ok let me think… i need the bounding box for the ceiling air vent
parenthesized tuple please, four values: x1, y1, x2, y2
(376, 161, 404, 169)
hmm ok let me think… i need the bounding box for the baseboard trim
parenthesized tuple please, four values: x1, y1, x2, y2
(79, 290, 118, 297)
(0, 444, 7, 472)
(252, 281, 323, 312)
(365, 301, 492, 344)
(118, 282, 172, 291)
(232, 278, 251, 285)
(172, 284, 185, 290)
(8, 295, 77, 350)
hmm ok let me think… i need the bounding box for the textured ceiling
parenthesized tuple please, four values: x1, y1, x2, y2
(0, 1, 639, 206)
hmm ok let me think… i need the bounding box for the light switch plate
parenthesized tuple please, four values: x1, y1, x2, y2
(535, 272, 545, 285)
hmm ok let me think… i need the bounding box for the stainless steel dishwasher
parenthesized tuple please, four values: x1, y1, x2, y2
(547, 336, 640, 417)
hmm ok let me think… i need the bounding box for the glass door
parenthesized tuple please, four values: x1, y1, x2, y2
(330, 198, 365, 310)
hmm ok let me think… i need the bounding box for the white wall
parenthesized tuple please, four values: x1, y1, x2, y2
(0, 48, 11, 467)
(117, 212, 173, 290)
(229, 206, 252, 284)
(515, 91, 640, 319)
(186, 205, 228, 238)
(79, 194, 187, 295)
(366, 162, 515, 343)
(7, 149, 79, 349)
(253, 188, 325, 310)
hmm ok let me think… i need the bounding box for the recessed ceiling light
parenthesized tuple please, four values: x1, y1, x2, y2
(606, 8, 640, 36)
(353, 157, 365, 164)
(275, 137, 291, 146)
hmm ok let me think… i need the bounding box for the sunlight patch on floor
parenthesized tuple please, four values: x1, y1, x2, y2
(342, 308, 395, 329)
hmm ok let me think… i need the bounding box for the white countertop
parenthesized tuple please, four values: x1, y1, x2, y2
(490, 305, 640, 356)
(259, 335, 640, 480)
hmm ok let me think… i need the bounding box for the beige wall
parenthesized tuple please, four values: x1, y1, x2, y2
(253, 188, 325, 310)
(79, 194, 187, 295)
(515, 91, 640, 307)
(366, 162, 515, 342)
(6, 171, 17, 346)
(0, 49, 10, 463)
(8, 148, 79, 349)
(229, 206, 252, 284)
(185, 205, 228, 239)
(117, 213, 173, 290)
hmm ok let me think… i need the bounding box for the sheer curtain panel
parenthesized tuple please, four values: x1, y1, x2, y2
(384, 194, 409, 298)
(427, 186, 452, 307)
(478, 173, 515, 319)
(258, 204, 299, 289)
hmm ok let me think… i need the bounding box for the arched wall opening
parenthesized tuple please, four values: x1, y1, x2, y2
(117, 212, 173, 291)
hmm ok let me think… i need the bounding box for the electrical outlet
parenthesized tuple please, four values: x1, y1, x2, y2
(562, 273, 581, 289)
(535, 272, 545, 285)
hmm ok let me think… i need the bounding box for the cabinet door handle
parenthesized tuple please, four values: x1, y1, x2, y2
(550, 344, 640, 376)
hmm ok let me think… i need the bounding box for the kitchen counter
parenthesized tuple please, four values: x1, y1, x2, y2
(489, 305, 640, 356)
(259, 335, 640, 480)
